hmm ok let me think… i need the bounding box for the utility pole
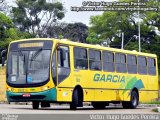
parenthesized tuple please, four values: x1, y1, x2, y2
(138, 0, 141, 52)
(121, 32, 124, 49)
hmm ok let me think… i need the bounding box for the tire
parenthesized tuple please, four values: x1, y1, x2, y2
(41, 102, 50, 108)
(32, 101, 39, 109)
(130, 91, 139, 109)
(92, 102, 106, 109)
(70, 89, 78, 110)
(122, 101, 129, 109)
(122, 91, 138, 109)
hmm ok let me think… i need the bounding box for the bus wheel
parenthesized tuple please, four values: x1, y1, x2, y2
(122, 91, 138, 109)
(129, 91, 139, 109)
(70, 89, 78, 110)
(92, 102, 106, 109)
(122, 101, 129, 109)
(32, 101, 39, 109)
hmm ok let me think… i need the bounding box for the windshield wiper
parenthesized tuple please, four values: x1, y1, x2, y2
(30, 48, 43, 61)
(29, 48, 42, 68)
(18, 50, 24, 56)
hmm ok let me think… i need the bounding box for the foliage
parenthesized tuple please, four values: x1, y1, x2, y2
(44, 22, 88, 43)
(63, 23, 88, 43)
(0, 12, 18, 48)
(88, 0, 160, 49)
(0, 12, 34, 63)
(86, 32, 102, 44)
(12, 0, 65, 37)
(143, 101, 160, 105)
(42, 22, 67, 38)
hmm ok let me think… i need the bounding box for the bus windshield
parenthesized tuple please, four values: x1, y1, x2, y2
(7, 49, 51, 85)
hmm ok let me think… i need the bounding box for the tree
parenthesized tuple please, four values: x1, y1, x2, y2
(0, 12, 17, 63)
(43, 22, 88, 43)
(12, 0, 65, 37)
(0, 12, 18, 48)
(63, 23, 88, 43)
(0, 12, 34, 49)
(86, 32, 102, 44)
(42, 22, 67, 38)
(88, 0, 160, 49)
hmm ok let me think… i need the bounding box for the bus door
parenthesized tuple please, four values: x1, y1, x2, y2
(56, 45, 70, 86)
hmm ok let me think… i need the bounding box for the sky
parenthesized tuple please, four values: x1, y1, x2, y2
(60, 0, 116, 26)
(60, 0, 104, 26)
(5, 0, 114, 26)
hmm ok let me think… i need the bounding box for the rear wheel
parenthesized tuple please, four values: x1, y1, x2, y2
(122, 101, 129, 109)
(92, 102, 106, 109)
(130, 91, 139, 109)
(70, 89, 78, 110)
(32, 101, 39, 109)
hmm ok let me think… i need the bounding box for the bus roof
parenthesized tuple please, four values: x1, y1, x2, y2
(10, 38, 157, 58)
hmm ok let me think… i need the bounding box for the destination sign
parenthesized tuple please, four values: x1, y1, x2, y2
(18, 42, 44, 48)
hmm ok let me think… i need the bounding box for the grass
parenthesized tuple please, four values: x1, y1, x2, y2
(152, 108, 159, 112)
(142, 101, 160, 105)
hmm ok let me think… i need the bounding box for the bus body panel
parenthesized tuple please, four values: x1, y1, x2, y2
(56, 87, 72, 102)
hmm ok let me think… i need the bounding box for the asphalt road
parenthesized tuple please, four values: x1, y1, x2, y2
(0, 103, 158, 114)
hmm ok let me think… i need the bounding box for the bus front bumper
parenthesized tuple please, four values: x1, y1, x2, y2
(6, 88, 57, 102)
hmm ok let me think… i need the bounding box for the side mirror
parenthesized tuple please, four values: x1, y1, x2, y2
(1, 50, 7, 67)
(2, 57, 5, 67)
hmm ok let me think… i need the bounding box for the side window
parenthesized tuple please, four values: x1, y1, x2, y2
(148, 57, 156, 75)
(127, 55, 137, 74)
(138, 56, 147, 74)
(89, 49, 102, 70)
(115, 53, 127, 73)
(74, 47, 88, 69)
(103, 51, 115, 72)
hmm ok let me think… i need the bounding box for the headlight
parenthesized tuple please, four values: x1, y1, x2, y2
(41, 86, 49, 91)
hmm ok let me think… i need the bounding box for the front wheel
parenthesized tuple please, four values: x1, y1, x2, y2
(32, 101, 39, 109)
(70, 89, 78, 110)
(122, 91, 139, 109)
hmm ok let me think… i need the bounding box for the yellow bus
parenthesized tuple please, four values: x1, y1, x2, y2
(5, 38, 159, 110)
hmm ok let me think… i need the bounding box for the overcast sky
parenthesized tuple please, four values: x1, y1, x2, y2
(6, 0, 114, 26)
(60, 0, 116, 25)
(60, 0, 104, 26)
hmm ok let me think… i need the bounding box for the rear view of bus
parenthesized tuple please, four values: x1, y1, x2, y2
(6, 39, 55, 109)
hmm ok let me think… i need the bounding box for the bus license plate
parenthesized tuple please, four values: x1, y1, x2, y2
(22, 93, 31, 97)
